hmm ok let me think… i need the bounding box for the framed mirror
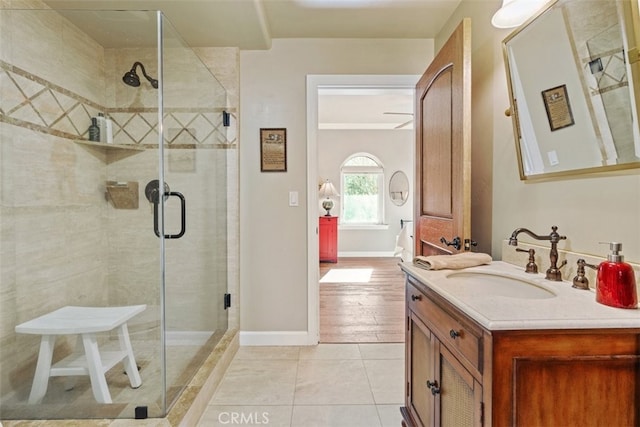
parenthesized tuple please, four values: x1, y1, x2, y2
(503, 0, 640, 180)
(389, 170, 409, 206)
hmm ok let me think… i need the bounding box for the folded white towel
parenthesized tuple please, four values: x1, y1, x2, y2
(413, 252, 492, 270)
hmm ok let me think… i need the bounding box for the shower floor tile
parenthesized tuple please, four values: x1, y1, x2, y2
(0, 340, 209, 420)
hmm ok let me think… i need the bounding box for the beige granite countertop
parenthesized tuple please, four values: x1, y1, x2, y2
(401, 261, 640, 331)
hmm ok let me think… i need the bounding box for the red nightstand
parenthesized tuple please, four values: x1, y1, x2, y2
(319, 216, 338, 263)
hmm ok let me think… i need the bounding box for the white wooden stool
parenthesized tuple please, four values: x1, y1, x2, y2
(15, 305, 146, 404)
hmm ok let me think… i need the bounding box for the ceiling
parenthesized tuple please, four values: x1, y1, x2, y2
(42, 0, 464, 129)
(319, 87, 415, 130)
(43, 0, 463, 49)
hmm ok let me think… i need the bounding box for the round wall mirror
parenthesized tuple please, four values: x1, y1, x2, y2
(389, 171, 409, 206)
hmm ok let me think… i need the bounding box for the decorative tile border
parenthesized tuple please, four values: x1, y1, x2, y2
(0, 60, 236, 148)
(0, 60, 103, 140)
(582, 47, 628, 96)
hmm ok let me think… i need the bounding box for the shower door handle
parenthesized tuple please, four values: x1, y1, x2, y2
(153, 191, 186, 239)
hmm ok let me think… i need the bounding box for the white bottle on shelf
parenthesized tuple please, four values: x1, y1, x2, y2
(96, 113, 107, 143)
(104, 115, 113, 144)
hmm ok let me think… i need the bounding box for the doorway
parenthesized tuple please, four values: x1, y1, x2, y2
(319, 257, 405, 343)
(306, 75, 419, 344)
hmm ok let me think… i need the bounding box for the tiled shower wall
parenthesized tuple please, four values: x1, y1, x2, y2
(565, 0, 636, 162)
(0, 3, 112, 399)
(0, 0, 239, 405)
(1, 54, 235, 147)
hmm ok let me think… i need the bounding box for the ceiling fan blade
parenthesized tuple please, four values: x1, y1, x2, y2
(384, 112, 414, 116)
(395, 119, 413, 129)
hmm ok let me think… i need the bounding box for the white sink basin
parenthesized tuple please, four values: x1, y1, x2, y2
(444, 271, 556, 299)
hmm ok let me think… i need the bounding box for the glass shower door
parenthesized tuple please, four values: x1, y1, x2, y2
(0, 8, 166, 420)
(158, 14, 229, 411)
(0, 8, 229, 421)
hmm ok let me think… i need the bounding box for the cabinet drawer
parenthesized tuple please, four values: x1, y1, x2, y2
(406, 280, 481, 371)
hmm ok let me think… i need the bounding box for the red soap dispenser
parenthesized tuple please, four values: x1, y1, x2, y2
(595, 242, 638, 309)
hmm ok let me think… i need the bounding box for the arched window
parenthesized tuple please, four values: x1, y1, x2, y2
(340, 153, 385, 224)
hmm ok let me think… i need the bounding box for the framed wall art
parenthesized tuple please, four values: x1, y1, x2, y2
(541, 85, 575, 131)
(260, 128, 287, 172)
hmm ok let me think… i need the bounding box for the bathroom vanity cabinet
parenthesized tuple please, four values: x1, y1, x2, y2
(402, 276, 483, 426)
(401, 271, 640, 427)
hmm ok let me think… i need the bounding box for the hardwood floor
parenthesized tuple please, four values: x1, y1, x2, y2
(319, 257, 406, 343)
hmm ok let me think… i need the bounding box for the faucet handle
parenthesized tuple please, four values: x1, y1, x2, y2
(516, 248, 538, 274)
(572, 258, 598, 290)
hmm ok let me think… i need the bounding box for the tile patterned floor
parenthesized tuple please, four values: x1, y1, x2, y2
(197, 343, 405, 427)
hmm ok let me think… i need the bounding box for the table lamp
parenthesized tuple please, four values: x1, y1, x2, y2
(319, 180, 340, 216)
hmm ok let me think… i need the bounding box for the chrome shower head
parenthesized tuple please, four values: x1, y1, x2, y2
(122, 62, 158, 89)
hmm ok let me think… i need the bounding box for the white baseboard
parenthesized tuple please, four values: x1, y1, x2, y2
(166, 331, 213, 346)
(239, 331, 317, 346)
(338, 251, 397, 257)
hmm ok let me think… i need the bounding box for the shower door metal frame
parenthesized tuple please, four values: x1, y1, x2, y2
(156, 10, 168, 414)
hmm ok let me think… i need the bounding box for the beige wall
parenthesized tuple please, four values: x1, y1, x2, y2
(239, 38, 434, 335)
(239, 2, 639, 339)
(436, 0, 639, 265)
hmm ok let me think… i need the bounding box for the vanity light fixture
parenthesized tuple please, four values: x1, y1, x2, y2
(491, 0, 549, 29)
(319, 180, 340, 216)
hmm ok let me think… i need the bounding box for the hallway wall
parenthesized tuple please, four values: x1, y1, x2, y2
(240, 38, 434, 339)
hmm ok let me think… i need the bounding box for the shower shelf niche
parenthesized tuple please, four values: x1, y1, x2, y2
(74, 139, 145, 152)
(74, 139, 146, 164)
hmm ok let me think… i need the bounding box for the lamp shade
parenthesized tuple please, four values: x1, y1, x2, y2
(491, 0, 549, 29)
(319, 181, 340, 198)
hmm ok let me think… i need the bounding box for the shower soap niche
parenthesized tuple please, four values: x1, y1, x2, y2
(106, 181, 139, 209)
(74, 139, 145, 152)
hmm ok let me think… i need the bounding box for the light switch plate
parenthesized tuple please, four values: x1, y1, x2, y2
(289, 191, 299, 206)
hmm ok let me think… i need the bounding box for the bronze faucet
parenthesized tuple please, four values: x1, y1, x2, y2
(509, 226, 567, 281)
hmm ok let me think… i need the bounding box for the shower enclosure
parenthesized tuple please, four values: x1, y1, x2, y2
(0, 8, 232, 420)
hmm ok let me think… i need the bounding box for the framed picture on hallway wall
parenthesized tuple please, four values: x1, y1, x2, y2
(260, 128, 287, 172)
(541, 84, 575, 131)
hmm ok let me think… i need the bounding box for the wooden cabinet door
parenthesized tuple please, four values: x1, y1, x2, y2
(406, 311, 482, 427)
(437, 344, 483, 427)
(415, 19, 472, 256)
(407, 313, 437, 427)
